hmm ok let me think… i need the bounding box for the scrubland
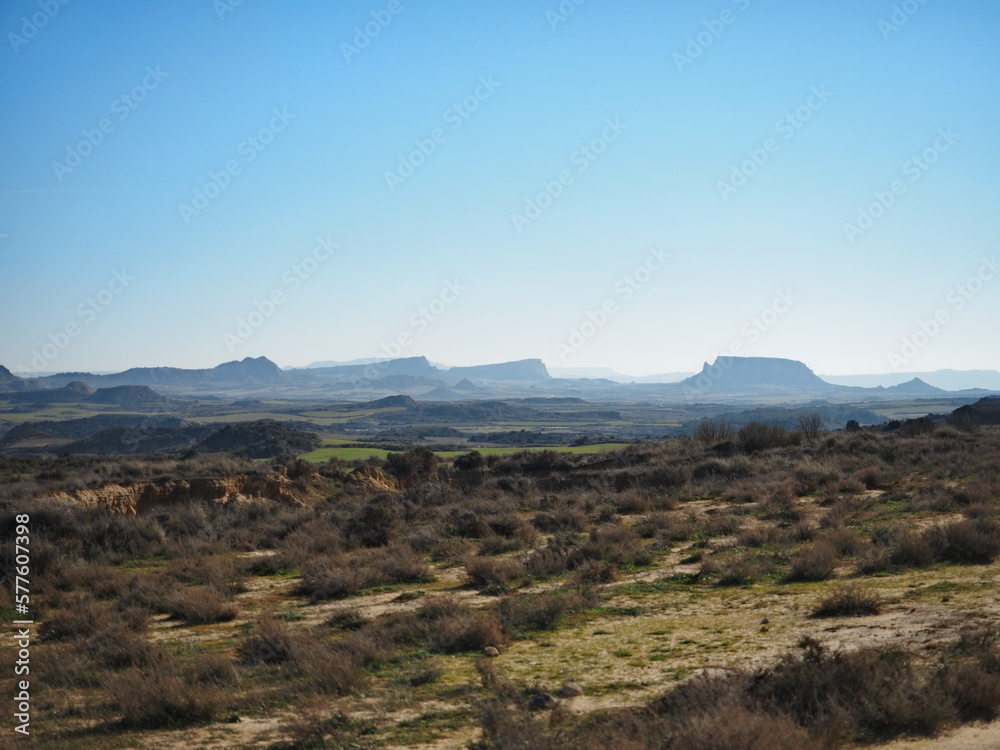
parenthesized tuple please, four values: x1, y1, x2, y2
(2, 422, 1000, 748)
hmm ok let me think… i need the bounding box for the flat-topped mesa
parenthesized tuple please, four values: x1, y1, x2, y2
(680, 356, 830, 393)
(446, 359, 551, 385)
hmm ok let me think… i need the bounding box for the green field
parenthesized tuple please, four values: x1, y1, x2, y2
(300, 442, 629, 463)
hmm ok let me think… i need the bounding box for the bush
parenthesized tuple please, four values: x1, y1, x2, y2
(787, 542, 838, 582)
(428, 608, 505, 654)
(941, 519, 1000, 564)
(106, 654, 226, 728)
(39, 595, 109, 641)
(701, 553, 772, 586)
(239, 616, 297, 665)
(812, 585, 882, 617)
(85, 623, 154, 670)
(736, 423, 799, 453)
(496, 591, 593, 636)
(465, 556, 526, 593)
(163, 586, 238, 624)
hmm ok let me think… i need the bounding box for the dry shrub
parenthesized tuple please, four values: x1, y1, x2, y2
(465, 556, 526, 592)
(615, 490, 652, 514)
(239, 616, 297, 665)
(812, 585, 882, 618)
(496, 590, 593, 637)
(163, 585, 237, 624)
(736, 524, 790, 549)
(701, 553, 772, 586)
(748, 639, 953, 741)
(525, 537, 575, 578)
(788, 542, 838, 582)
(572, 559, 617, 585)
(300, 544, 430, 601)
(118, 572, 179, 612)
(889, 529, 942, 568)
(165, 555, 241, 593)
(531, 508, 588, 533)
(429, 538, 474, 566)
(427, 606, 504, 654)
(702, 514, 743, 537)
(670, 704, 818, 750)
(298, 642, 365, 694)
(941, 518, 1000, 564)
(817, 526, 865, 556)
(937, 661, 1000, 721)
(239, 616, 366, 694)
(105, 653, 227, 728)
(567, 525, 651, 569)
(85, 623, 154, 670)
(39, 594, 109, 641)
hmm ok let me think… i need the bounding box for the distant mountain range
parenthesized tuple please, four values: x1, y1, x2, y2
(2, 356, 998, 404)
(822, 370, 1000, 391)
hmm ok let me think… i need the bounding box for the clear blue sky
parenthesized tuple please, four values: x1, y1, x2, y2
(1, 0, 998, 376)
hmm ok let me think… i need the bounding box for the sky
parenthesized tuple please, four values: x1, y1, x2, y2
(1, 0, 998, 377)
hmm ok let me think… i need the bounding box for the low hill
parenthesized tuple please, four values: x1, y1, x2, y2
(88, 385, 168, 406)
(952, 397, 1000, 426)
(883, 377, 947, 396)
(198, 421, 321, 458)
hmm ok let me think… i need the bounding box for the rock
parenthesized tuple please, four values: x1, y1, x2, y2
(529, 693, 558, 710)
(482, 646, 500, 657)
(760, 618, 769, 624)
(760, 625, 769, 632)
(557, 683, 584, 698)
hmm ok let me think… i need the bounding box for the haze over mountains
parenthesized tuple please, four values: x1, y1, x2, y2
(3, 357, 999, 405)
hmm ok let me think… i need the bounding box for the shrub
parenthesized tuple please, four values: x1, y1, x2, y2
(106, 654, 226, 728)
(889, 529, 942, 568)
(941, 519, 1000, 564)
(465, 556, 526, 592)
(701, 553, 772, 586)
(567, 525, 651, 569)
(812, 585, 882, 617)
(496, 591, 593, 636)
(85, 623, 154, 670)
(39, 595, 109, 641)
(163, 586, 238, 624)
(736, 423, 799, 453)
(787, 542, 838, 582)
(428, 608, 505, 654)
(239, 616, 297, 665)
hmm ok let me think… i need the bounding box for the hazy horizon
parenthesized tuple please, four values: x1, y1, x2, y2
(3, 1, 998, 377)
